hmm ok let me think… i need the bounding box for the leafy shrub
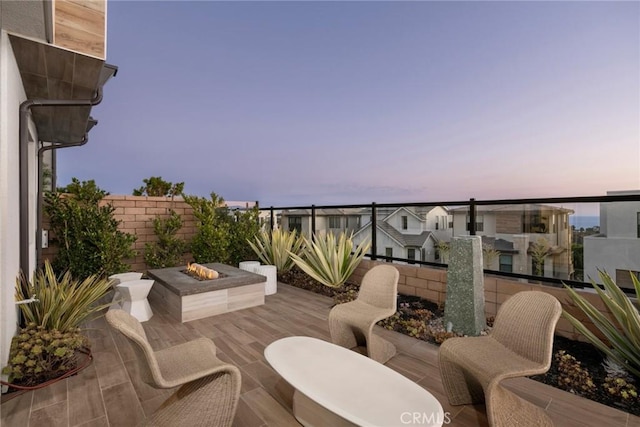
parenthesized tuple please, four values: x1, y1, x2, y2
(184, 192, 260, 265)
(248, 228, 305, 272)
(289, 232, 371, 288)
(227, 206, 261, 266)
(2, 323, 86, 387)
(144, 210, 186, 268)
(184, 192, 231, 263)
(563, 270, 640, 377)
(44, 178, 136, 279)
(133, 176, 184, 197)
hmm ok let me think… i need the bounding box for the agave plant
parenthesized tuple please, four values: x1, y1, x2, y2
(16, 260, 113, 332)
(289, 232, 371, 288)
(247, 228, 304, 272)
(563, 270, 640, 378)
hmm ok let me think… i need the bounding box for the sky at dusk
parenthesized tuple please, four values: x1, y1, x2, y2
(57, 0, 640, 207)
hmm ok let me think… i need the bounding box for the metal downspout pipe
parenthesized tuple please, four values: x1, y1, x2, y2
(36, 135, 90, 267)
(18, 88, 103, 277)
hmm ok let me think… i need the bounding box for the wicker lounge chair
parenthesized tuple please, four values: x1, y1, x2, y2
(439, 291, 562, 427)
(328, 264, 399, 364)
(105, 309, 241, 427)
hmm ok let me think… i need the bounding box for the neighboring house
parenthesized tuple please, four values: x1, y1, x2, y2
(449, 204, 574, 278)
(351, 206, 452, 264)
(280, 208, 363, 237)
(1, 0, 114, 374)
(584, 190, 640, 289)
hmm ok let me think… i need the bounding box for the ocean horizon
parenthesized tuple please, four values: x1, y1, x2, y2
(570, 215, 599, 229)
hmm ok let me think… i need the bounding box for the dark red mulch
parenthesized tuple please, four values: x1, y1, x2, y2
(279, 268, 640, 417)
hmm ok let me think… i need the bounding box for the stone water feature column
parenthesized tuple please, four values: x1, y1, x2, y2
(444, 236, 486, 336)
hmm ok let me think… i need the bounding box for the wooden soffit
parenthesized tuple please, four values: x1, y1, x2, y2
(9, 34, 105, 142)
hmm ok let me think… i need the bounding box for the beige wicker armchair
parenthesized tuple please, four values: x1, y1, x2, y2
(439, 291, 562, 427)
(328, 264, 399, 364)
(105, 309, 241, 427)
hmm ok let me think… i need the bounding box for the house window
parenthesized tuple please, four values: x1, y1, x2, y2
(289, 216, 302, 233)
(466, 215, 484, 232)
(407, 248, 416, 264)
(328, 216, 340, 229)
(637, 213, 640, 238)
(346, 216, 360, 229)
(448, 215, 453, 229)
(385, 247, 393, 262)
(499, 255, 513, 273)
(402, 216, 408, 230)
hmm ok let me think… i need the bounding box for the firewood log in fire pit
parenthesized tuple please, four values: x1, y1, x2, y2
(186, 263, 219, 280)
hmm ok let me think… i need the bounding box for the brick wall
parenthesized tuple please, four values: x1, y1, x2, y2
(352, 259, 618, 343)
(43, 195, 198, 272)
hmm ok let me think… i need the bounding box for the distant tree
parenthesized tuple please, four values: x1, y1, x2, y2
(530, 237, 550, 276)
(133, 176, 184, 198)
(571, 243, 584, 281)
(482, 243, 501, 269)
(436, 241, 450, 264)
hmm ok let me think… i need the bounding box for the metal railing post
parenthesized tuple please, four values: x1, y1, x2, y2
(270, 207, 275, 230)
(469, 198, 477, 236)
(311, 205, 316, 241)
(371, 202, 377, 260)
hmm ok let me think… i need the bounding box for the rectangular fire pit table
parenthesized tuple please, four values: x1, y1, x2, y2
(147, 263, 266, 323)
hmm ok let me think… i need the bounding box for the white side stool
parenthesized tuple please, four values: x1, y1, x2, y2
(108, 272, 143, 310)
(254, 265, 277, 295)
(239, 261, 260, 273)
(117, 279, 155, 322)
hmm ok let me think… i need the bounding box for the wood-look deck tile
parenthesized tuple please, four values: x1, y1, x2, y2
(240, 388, 299, 427)
(67, 364, 106, 426)
(234, 316, 285, 337)
(102, 381, 146, 427)
(212, 335, 263, 366)
(233, 394, 271, 427)
(448, 404, 489, 426)
(0, 391, 33, 427)
(108, 327, 137, 363)
(404, 339, 441, 365)
(386, 353, 437, 382)
(239, 365, 263, 394)
(214, 323, 257, 346)
(31, 378, 67, 410)
(3, 281, 638, 427)
(546, 391, 629, 426)
(75, 415, 110, 426)
(627, 414, 640, 427)
(124, 359, 174, 402)
(241, 360, 281, 391)
(95, 360, 131, 390)
(29, 400, 68, 427)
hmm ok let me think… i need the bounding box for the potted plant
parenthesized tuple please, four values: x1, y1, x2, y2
(2, 261, 113, 389)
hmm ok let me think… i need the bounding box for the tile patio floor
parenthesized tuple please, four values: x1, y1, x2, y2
(2, 283, 639, 427)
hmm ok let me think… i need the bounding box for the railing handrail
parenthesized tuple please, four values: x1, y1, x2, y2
(254, 193, 640, 291)
(261, 193, 640, 212)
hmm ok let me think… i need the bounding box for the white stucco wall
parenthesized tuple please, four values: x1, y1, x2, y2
(0, 30, 27, 370)
(584, 236, 640, 284)
(584, 192, 640, 284)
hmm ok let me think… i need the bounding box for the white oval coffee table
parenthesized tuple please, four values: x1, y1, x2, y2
(264, 336, 444, 427)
